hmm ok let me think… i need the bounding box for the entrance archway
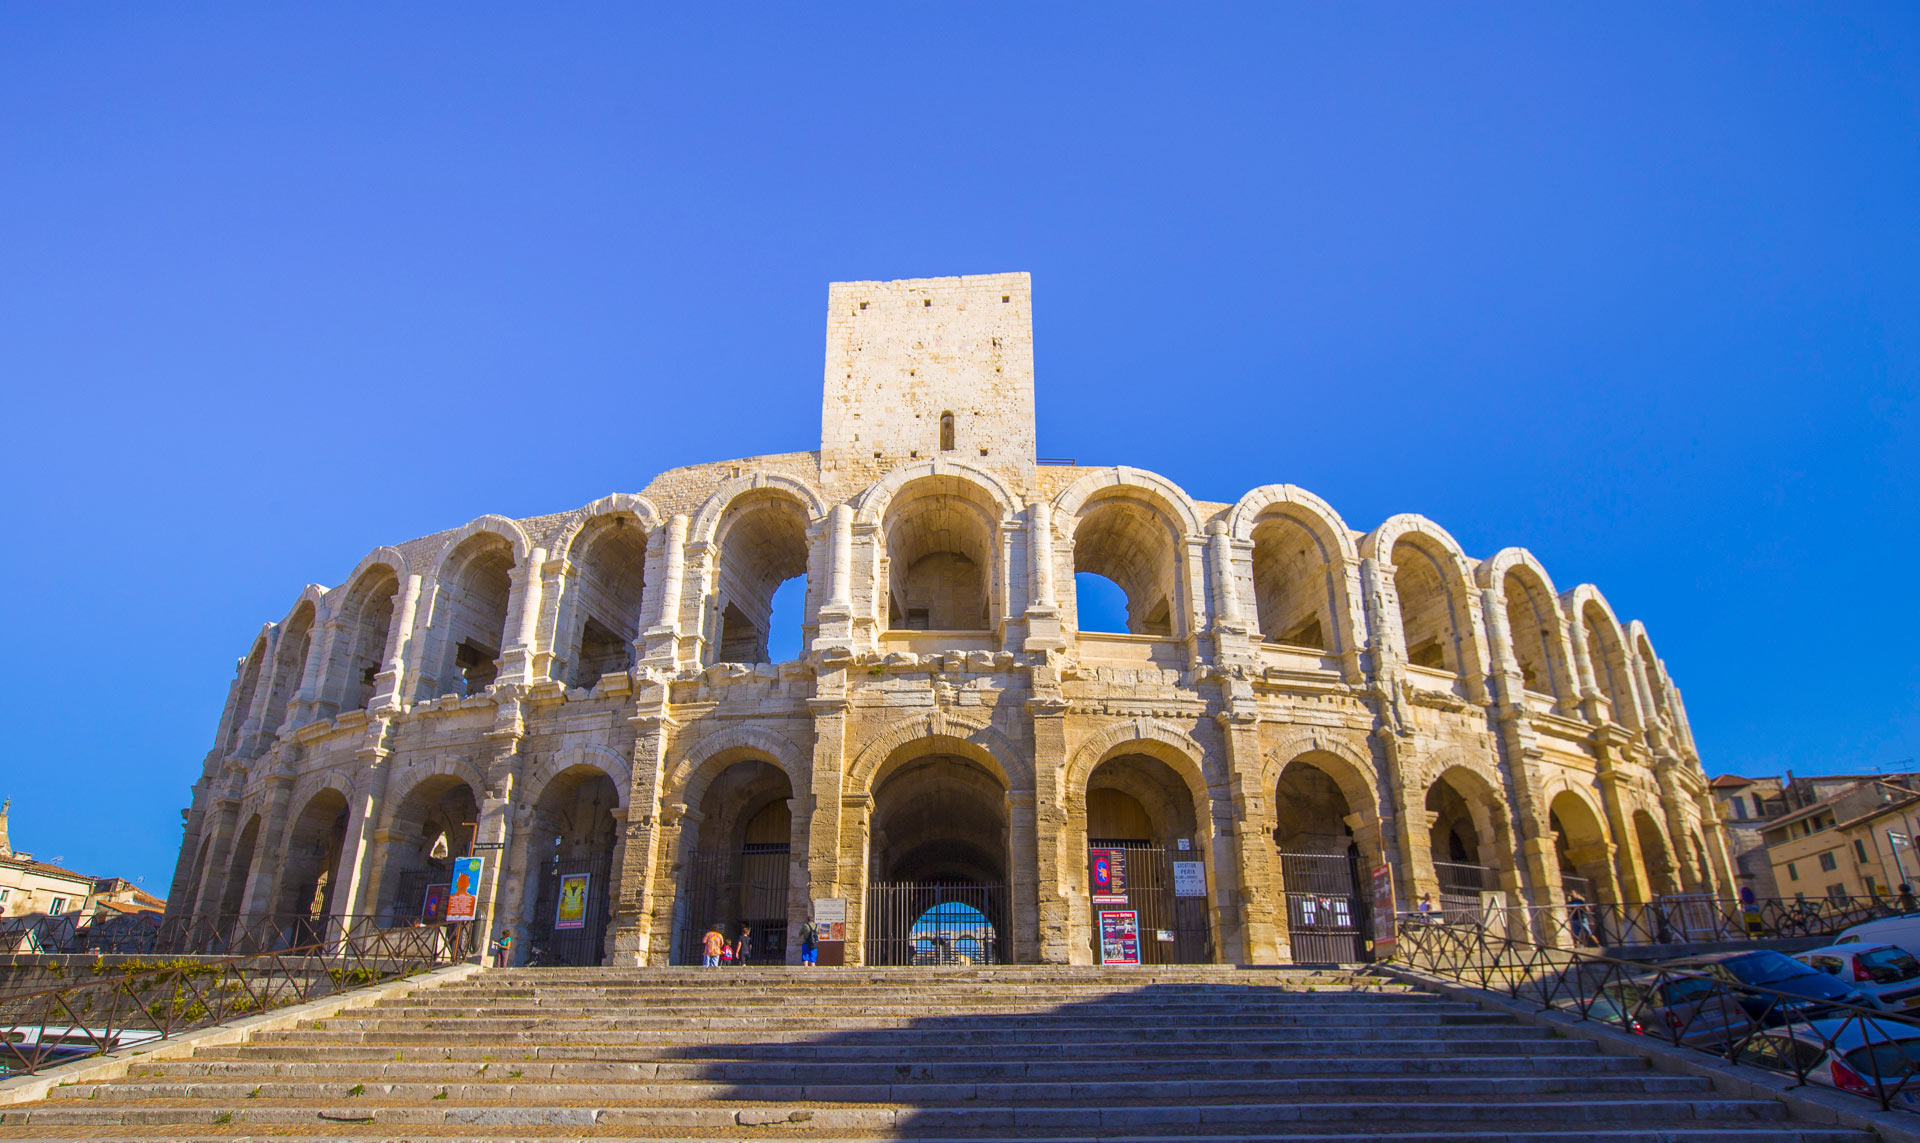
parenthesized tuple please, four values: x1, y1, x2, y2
(1635, 810, 1679, 897)
(277, 789, 350, 946)
(676, 759, 794, 965)
(1425, 770, 1509, 922)
(1274, 757, 1377, 963)
(1083, 753, 1212, 964)
(865, 752, 1009, 965)
(521, 766, 620, 965)
(217, 815, 262, 927)
(379, 776, 480, 924)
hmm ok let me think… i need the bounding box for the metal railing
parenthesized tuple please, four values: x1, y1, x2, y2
(1521, 894, 1903, 950)
(0, 913, 444, 959)
(1392, 918, 1920, 1113)
(0, 922, 459, 1078)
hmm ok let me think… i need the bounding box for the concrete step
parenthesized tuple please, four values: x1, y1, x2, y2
(0, 1132, 1873, 1142)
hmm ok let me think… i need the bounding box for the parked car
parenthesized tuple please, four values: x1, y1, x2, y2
(1557, 971, 1758, 1047)
(1835, 916, 1920, 961)
(1663, 950, 1865, 1023)
(1740, 1017, 1920, 1111)
(1796, 944, 1920, 1013)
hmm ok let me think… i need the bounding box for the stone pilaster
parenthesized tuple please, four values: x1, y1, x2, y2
(608, 674, 674, 965)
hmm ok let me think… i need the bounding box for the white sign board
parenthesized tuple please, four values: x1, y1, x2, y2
(813, 898, 846, 924)
(1172, 861, 1207, 898)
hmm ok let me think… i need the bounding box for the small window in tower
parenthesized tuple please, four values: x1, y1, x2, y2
(859, 301, 869, 310)
(924, 298, 932, 307)
(1001, 295, 1009, 303)
(940, 412, 956, 451)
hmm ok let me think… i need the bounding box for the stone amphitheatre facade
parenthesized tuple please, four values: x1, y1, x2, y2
(165, 272, 1732, 967)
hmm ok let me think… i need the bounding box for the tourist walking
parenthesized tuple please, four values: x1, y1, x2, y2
(734, 924, 753, 967)
(702, 925, 726, 967)
(799, 918, 819, 966)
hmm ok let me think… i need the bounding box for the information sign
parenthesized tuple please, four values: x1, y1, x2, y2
(554, 872, 590, 930)
(813, 897, 848, 966)
(1089, 848, 1126, 896)
(446, 856, 484, 923)
(1172, 861, 1206, 898)
(1098, 910, 1141, 965)
(421, 883, 447, 924)
(1370, 864, 1395, 956)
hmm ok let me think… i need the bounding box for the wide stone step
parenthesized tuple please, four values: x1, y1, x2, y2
(0, 1131, 1872, 1142)
(141, 1052, 1648, 1081)
(0, 1095, 1799, 1131)
(301, 1013, 1511, 1034)
(215, 1034, 1601, 1060)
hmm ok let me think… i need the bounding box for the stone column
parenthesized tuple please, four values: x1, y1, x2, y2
(1024, 502, 1066, 652)
(189, 794, 242, 925)
(369, 574, 423, 711)
(288, 620, 339, 728)
(1595, 755, 1652, 905)
(1028, 667, 1076, 963)
(609, 677, 675, 965)
(328, 721, 396, 932)
(1220, 705, 1282, 963)
(807, 683, 852, 958)
(473, 695, 527, 963)
(496, 547, 547, 684)
(238, 771, 297, 919)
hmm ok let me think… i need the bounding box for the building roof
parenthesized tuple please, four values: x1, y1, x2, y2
(0, 854, 99, 886)
(1763, 780, 1918, 835)
(1711, 775, 1756, 789)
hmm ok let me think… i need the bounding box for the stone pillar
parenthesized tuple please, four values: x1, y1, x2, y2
(329, 721, 396, 932)
(369, 574, 423, 711)
(807, 683, 853, 958)
(288, 621, 339, 728)
(1028, 666, 1076, 963)
(827, 504, 853, 610)
(1220, 706, 1283, 963)
(189, 794, 242, 925)
(655, 516, 690, 666)
(496, 547, 547, 684)
(238, 771, 297, 919)
(1595, 756, 1652, 905)
(1024, 502, 1066, 652)
(1564, 612, 1608, 725)
(473, 695, 527, 963)
(609, 678, 674, 965)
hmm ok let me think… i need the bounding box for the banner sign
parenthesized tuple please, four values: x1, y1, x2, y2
(1089, 849, 1126, 896)
(1098, 910, 1141, 965)
(814, 897, 847, 942)
(1370, 864, 1395, 955)
(555, 872, 590, 930)
(421, 883, 448, 924)
(1172, 861, 1206, 898)
(446, 856, 484, 923)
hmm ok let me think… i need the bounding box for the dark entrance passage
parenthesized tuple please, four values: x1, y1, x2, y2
(1085, 841, 1212, 964)
(520, 766, 621, 966)
(1278, 850, 1370, 963)
(864, 750, 1012, 965)
(674, 760, 794, 965)
(865, 883, 1007, 965)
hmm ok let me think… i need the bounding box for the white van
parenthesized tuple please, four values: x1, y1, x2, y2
(1831, 915, 1920, 958)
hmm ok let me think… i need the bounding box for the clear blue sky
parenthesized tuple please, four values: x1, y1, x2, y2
(2, 6, 1914, 893)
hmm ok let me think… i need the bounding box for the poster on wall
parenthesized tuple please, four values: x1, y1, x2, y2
(1098, 910, 1141, 966)
(1089, 849, 1127, 896)
(421, 883, 448, 924)
(446, 856, 484, 923)
(554, 872, 591, 930)
(1172, 861, 1206, 897)
(1370, 864, 1395, 956)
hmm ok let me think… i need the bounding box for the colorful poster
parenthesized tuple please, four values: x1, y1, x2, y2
(1172, 861, 1207, 898)
(1098, 910, 1140, 966)
(446, 856, 484, 923)
(1370, 864, 1396, 956)
(421, 883, 448, 924)
(1089, 849, 1127, 896)
(555, 872, 590, 930)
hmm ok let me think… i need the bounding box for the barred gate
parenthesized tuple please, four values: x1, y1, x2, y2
(1434, 861, 1494, 923)
(675, 846, 791, 965)
(525, 852, 614, 966)
(1278, 850, 1370, 964)
(864, 882, 1008, 966)
(1086, 842, 1213, 964)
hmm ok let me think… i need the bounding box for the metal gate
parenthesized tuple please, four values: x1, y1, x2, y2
(1434, 861, 1493, 924)
(525, 852, 614, 966)
(1278, 851, 1370, 964)
(864, 882, 1008, 966)
(1087, 842, 1213, 964)
(675, 846, 790, 965)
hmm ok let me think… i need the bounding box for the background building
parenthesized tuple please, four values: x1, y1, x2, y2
(0, 800, 164, 922)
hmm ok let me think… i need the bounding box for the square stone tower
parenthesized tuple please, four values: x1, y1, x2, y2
(819, 272, 1036, 486)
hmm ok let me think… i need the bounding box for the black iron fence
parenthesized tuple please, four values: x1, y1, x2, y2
(0, 923, 458, 1079)
(1520, 893, 1903, 950)
(1391, 918, 1920, 1114)
(865, 882, 1007, 966)
(0, 913, 469, 960)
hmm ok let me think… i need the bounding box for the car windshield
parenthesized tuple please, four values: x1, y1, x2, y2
(1726, 953, 1817, 986)
(1859, 948, 1920, 985)
(1843, 1038, 1920, 1081)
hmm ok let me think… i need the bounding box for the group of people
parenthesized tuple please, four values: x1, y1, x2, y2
(700, 919, 823, 966)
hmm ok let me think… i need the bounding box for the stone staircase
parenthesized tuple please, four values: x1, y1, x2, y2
(0, 966, 1872, 1141)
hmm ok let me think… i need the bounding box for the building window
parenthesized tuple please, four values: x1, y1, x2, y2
(1730, 796, 1747, 820)
(939, 411, 955, 451)
(1856, 839, 1871, 864)
(0, 888, 9, 903)
(1819, 851, 1839, 873)
(48, 897, 65, 916)
(1787, 862, 1800, 881)
(1736, 856, 1751, 875)
(1828, 883, 1848, 902)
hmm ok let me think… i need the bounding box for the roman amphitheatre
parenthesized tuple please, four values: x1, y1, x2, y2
(166, 271, 1728, 967)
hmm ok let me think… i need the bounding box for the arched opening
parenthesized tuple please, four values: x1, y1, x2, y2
(939, 411, 956, 452)
(263, 603, 316, 735)
(179, 835, 213, 921)
(866, 750, 1009, 964)
(1274, 756, 1376, 963)
(1425, 772, 1504, 922)
(1634, 809, 1679, 898)
(1071, 495, 1179, 636)
(224, 641, 266, 755)
(380, 776, 481, 924)
(1391, 537, 1462, 674)
(713, 494, 812, 664)
(562, 515, 648, 689)
(521, 766, 621, 966)
(330, 566, 399, 713)
(1500, 569, 1563, 700)
(676, 759, 794, 965)
(1251, 512, 1335, 651)
(1581, 602, 1633, 723)
(433, 534, 515, 697)
(1690, 829, 1714, 893)
(1085, 752, 1212, 963)
(882, 478, 997, 633)
(1548, 790, 1614, 947)
(217, 814, 262, 927)
(276, 789, 350, 946)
